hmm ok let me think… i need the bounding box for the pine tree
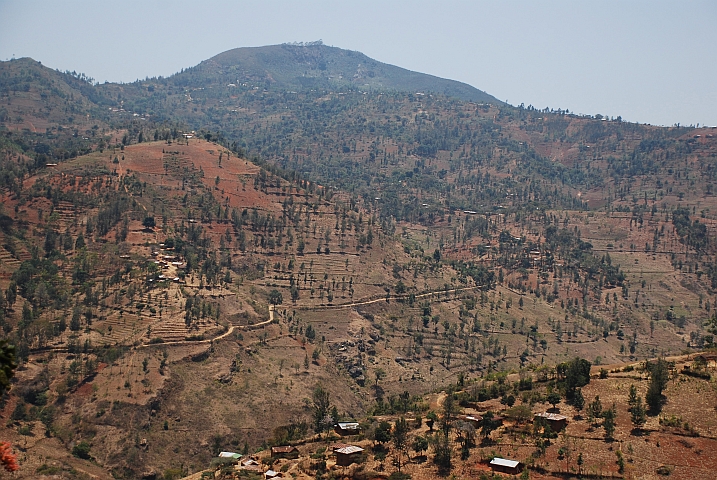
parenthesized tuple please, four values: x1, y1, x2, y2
(392, 417, 409, 472)
(630, 397, 647, 429)
(588, 396, 603, 425)
(602, 405, 616, 440)
(627, 384, 638, 411)
(311, 384, 331, 437)
(645, 358, 669, 412)
(573, 388, 585, 415)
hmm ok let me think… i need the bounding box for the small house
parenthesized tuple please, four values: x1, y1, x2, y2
(218, 451, 242, 461)
(334, 422, 361, 436)
(328, 443, 352, 452)
(239, 458, 261, 471)
(459, 415, 482, 428)
(491, 415, 505, 427)
(534, 412, 568, 431)
(271, 445, 299, 459)
(489, 457, 523, 475)
(264, 470, 280, 479)
(335, 445, 364, 466)
(693, 354, 717, 368)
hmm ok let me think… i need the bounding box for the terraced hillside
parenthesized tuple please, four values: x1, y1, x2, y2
(1, 46, 717, 479)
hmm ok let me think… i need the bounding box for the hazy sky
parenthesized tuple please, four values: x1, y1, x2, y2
(1, 0, 715, 127)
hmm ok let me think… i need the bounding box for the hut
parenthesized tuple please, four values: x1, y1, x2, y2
(239, 458, 260, 471)
(217, 451, 242, 462)
(459, 415, 482, 428)
(335, 445, 364, 466)
(489, 457, 523, 475)
(328, 443, 352, 452)
(693, 354, 717, 368)
(334, 422, 361, 436)
(271, 446, 299, 459)
(534, 412, 568, 431)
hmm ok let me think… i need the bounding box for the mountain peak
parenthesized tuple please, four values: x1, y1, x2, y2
(178, 44, 501, 104)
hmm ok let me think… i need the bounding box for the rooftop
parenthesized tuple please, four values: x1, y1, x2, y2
(329, 443, 352, 451)
(535, 412, 568, 421)
(335, 446, 364, 455)
(337, 422, 360, 428)
(490, 457, 520, 468)
(218, 451, 242, 459)
(271, 445, 298, 453)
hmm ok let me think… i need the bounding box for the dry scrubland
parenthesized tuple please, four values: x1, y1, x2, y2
(2, 52, 717, 478)
(0, 139, 715, 479)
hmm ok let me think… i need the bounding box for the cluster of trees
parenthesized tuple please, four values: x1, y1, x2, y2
(672, 207, 709, 252)
(105, 65, 691, 232)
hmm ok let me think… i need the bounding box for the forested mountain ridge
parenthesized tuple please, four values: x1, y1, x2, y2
(4, 47, 714, 231)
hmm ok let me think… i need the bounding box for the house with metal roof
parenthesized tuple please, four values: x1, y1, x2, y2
(334, 421, 361, 436)
(239, 457, 260, 471)
(534, 412, 568, 431)
(217, 451, 242, 460)
(335, 445, 364, 466)
(328, 442, 352, 452)
(271, 445, 299, 459)
(489, 457, 523, 475)
(458, 414, 482, 428)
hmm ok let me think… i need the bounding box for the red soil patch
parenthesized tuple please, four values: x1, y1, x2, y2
(117, 140, 283, 213)
(75, 382, 94, 397)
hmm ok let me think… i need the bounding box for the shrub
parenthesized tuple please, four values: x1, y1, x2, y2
(656, 465, 672, 476)
(163, 467, 184, 479)
(71, 441, 91, 459)
(388, 473, 412, 480)
(36, 464, 62, 475)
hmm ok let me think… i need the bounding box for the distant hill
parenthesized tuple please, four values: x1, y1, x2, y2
(171, 43, 502, 104)
(0, 57, 108, 131)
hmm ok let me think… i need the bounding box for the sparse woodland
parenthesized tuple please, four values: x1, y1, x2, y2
(1, 48, 717, 479)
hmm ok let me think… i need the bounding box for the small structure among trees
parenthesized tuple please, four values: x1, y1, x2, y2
(334, 421, 360, 436)
(217, 451, 242, 462)
(534, 412, 568, 432)
(270, 446, 298, 459)
(489, 457, 523, 475)
(335, 445, 364, 466)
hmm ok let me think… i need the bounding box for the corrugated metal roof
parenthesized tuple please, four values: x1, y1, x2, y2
(218, 451, 242, 459)
(335, 445, 364, 454)
(490, 457, 520, 468)
(337, 422, 360, 429)
(535, 412, 568, 421)
(271, 445, 298, 453)
(329, 443, 352, 451)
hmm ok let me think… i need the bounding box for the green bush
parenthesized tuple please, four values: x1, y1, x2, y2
(72, 441, 91, 459)
(388, 473, 412, 480)
(163, 467, 184, 480)
(36, 464, 63, 475)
